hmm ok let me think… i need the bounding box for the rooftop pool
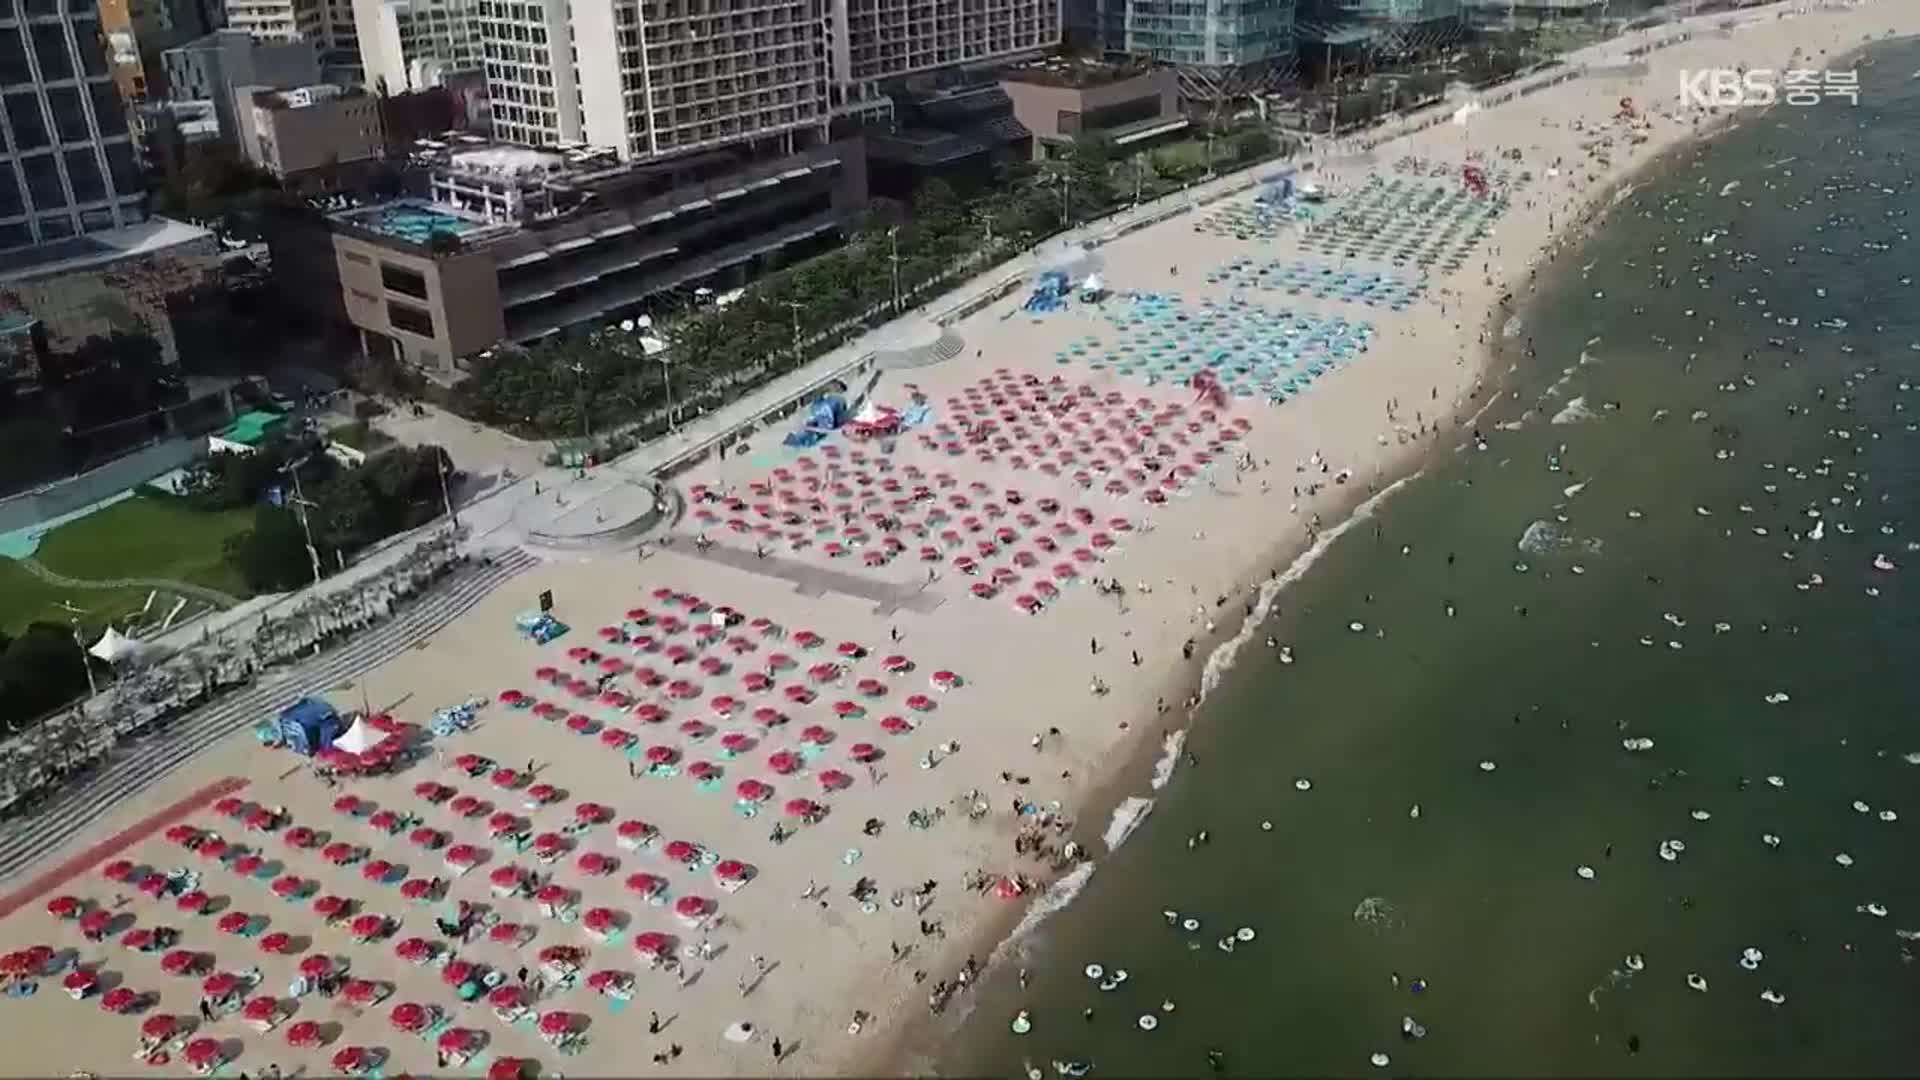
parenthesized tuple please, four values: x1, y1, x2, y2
(342, 201, 488, 244)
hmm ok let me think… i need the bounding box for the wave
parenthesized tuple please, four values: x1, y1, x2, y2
(1150, 730, 1184, 790)
(1103, 796, 1155, 852)
(990, 862, 1097, 968)
(1551, 396, 1596, 424)
(1194, 469, 1425, 704)
(1519, 519, 1604, 557)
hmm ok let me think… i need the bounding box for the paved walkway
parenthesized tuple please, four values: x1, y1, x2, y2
(670, 541, 945, 616)
(15, 554, 241, 608)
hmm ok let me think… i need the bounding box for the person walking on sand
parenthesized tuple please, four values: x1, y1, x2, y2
(772, 1037, 783, 1060)
(649, 1010, 661, 1034)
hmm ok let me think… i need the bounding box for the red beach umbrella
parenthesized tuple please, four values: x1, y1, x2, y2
(45, 895, 82, 919)
(389, 1001, 430, 1032)
(714, 859, 750, 882)
(574, 801, 612, 824)
(183, 1038, 222, 1068)
(441, 960, 476, 987)
(489, 865, 522, 890)
(258, 931, 294, 955)
(349, 913, 387, 939)
(534, 883, 571, 906)
(487, 922, 522, 944)
(526, 783, 559, 803)
(100, 985, 140, 1012)
(117, 928, 155, 951)
(142, 1014, 176, 1040)
(633, 930, 672, 957)
(214, 796, 247, 817)
(488, 984, 523, 1009)
(400, 878, 436, 901)
(489, 1058, 533, 1080)
(445, 843, 485, 867)
(616, 819, 654, 844)
(368, 809, 402, 833)
(232, 853, 264, 876)
(783, 798, 819, 818)
(283, 826, 315, 848)
(663, 839, 697, 863)
(538, 1011, 574, 1036)
(342, 979, 381, 1006)
(394, 937, 433, 963)
(162, 949, 202, 975)
(752, 706, 785, 727)
(216, 911, 253, 934)
(101, 859, 136, 882)
(201, 972, 241, 998)
(332, 1046, 371, 1073)
(311, 895, 348, 920)
(672, 895, 709, 920)
(644, 745, 678, 766)
(286, 1019, 322, 1047)
(409, 827, 445, 850)
(633, 703, 668, 724)
(361, 858, 395, 882)
(576, 852, 615, 875)
(322, 841, 358, 864)
(332, 794, 363, 816)
(137, 873, 169, 897)
(582, 907, 620, 934)
(624, 873, 665, 897)
(62, 968, 99, 994)
(271, 875, 307, 898)
(490, 768, 522, 789)
(489, 812, 523, 834)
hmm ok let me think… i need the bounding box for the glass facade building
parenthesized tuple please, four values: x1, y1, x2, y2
(0, 0, 147, 253)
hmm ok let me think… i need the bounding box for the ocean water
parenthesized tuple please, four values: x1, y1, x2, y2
(936, 39, 1920, 1080)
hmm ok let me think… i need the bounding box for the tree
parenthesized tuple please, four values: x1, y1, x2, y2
(226, 504, 314, 592)
(0, 623, 91, 724)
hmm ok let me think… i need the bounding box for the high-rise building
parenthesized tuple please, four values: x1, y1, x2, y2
(98, 0, 215, 100)
(478, 0, 1060, 164)
(353, 0, 481, 94)
(1295, 0, 1462, 67)
(162, 27, 322, 139)
(834, 0, 1061, 103)
(223, 0, 359, 79)
(1081, 0, 1296, 102)
(0, 0, 149, 252)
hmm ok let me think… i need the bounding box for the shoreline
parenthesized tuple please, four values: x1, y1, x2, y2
(857, 3, 1915, 1073)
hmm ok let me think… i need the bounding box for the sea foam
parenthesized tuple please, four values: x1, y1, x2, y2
(991, 862, 1097, 967)
(1103, 796, 1155, 852)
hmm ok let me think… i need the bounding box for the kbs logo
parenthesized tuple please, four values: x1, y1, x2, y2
(1678, 69, 1860, 108)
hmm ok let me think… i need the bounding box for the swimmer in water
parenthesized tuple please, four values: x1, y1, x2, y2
(1206, 1049, 1225, 1072)
(1628, 1034, 1642, 1055)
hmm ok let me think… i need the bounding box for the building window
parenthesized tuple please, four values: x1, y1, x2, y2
(48, 87, 89, 143)
(380, 262, 430, 299)
(90, 83, 128, 137)
(0, 27, 28, 86)
(63, 149, 103, 202)
(0, 167, 20, 217)
(37, 213, 73, 240)
(6, 91, 48, 150)
(79, 207, 115, 232)
(29, 24, 73, 83)
(0, 221, 29, 250)
(387, 299, 435, 338)
(22, 154, 63, 213)
(343, 250, 372, 265)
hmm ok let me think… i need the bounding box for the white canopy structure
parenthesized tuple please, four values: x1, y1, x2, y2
(330, 716, 385, 754)
(1080, 273, 1105, 295)
(88, 626, 143, 664)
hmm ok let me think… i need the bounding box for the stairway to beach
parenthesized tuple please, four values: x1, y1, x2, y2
(0, 547, 539, 884)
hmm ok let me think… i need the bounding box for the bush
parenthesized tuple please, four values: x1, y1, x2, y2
(226, 505, 314, 592)
(0, 623, 94, 721)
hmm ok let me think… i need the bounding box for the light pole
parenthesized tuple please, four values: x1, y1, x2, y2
(436, 450, 459, 531)
(886, 226, 902, 313)
(783, 300, 803, 364)
(657, 355, 675, 433)
(55, 602, 98, 698)
(568, 360, 590, 444)
(280, 456, 323, 588)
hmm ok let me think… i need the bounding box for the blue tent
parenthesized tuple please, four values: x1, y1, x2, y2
(783, 394, 850, 448)
(277, 697, 344, 756)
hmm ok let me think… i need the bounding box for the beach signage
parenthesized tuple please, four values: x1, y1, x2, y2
(1677, 68, 1859, 108)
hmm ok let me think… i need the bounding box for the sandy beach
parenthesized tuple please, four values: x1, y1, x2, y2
(2, 5, 1914, 1077)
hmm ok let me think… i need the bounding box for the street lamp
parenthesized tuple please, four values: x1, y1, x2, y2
(783, 300, 803, 364)
(568, 360, 590, 444)
(55, 601, 98, 698)
(886, 226, 902, 313)
(436, 450, 459, 532)
(280, 456, 324, 588)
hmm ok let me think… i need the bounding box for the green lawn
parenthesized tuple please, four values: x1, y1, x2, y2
(31, 490, 256, 599)
(0, 558, 151, 638)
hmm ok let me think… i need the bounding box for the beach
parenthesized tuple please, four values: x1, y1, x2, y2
(3, 4, 1916, 1077)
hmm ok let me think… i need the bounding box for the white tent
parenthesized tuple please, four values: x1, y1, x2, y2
(1080, 273, 1104, 295)
(330, 715, 384, 754)
(88, 626, 143, 664)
